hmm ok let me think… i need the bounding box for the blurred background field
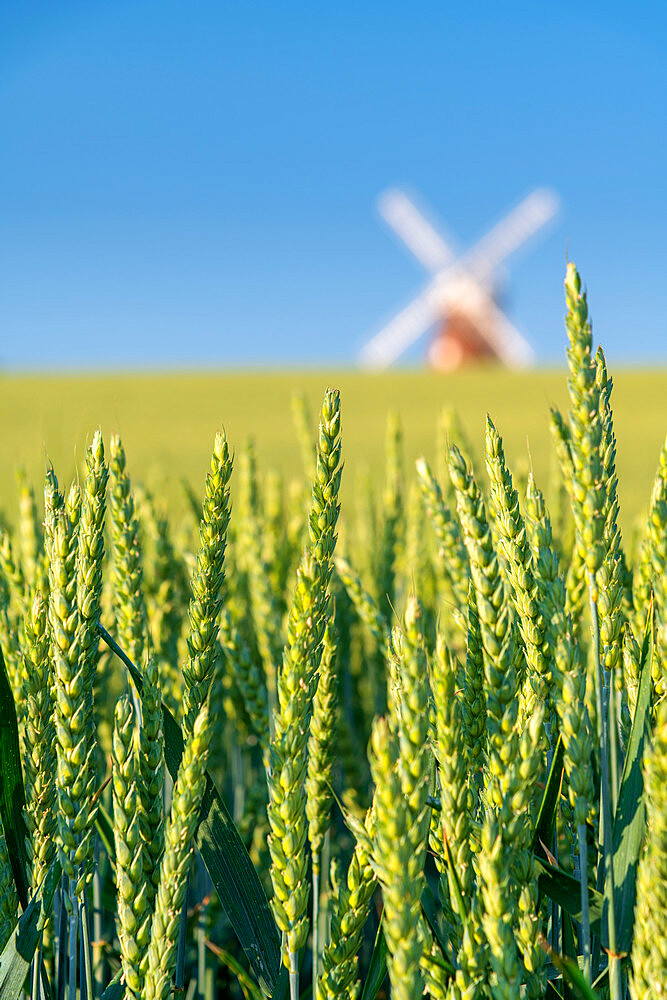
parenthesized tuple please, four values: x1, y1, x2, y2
(1, 367, 664, 538)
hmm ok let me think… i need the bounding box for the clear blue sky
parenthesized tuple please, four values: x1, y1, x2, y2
(1, 1, 665, 368)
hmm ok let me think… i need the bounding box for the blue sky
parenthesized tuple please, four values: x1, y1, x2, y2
(1, 1, 665, 368)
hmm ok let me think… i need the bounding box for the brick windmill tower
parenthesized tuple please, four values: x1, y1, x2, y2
(360, 188, 559, 370)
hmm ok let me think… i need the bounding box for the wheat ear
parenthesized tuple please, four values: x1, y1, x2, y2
(16, 470, 44, 591)
(48, 491, 96, 895)
(182, 431, 233, 734)
(142, 701, 212, 1000)
(629, 697, 667, 999)
(109, 434, 148, 667)
(137, 654, 165, 904)
(485, 417, 550, 710)
(376, 411, 402, 624)
(315, 808, 377, 1000)
(267, 388, 341, 994)
(305, 607, 339, 988)
(112, 695, 149, 1000)
(431, 635, 474, 921)
(369, 717, 425, 1000)
(416, 455, 469, 607)
(22, 590, 58, 893)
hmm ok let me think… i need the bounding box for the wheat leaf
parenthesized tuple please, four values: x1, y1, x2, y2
(544, 942, 601, 1000)
(604, 612, 654, 954)
(0, 861, 60, 1000)
(536, 858, 603, 938)
(359, 916, 388, 1000)
(533, 734, 565, 856)
(0, 645, 31, 910)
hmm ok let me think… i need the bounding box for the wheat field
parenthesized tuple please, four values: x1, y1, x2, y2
(0, 367, 665, 534)
(0, 268, 666, 1000)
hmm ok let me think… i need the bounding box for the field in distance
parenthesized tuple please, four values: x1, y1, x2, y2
(1, 367, 665, 537)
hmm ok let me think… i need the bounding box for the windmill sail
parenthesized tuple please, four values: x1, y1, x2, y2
(462, 188, 559, 284)
(361, 186, 558, 369)
(360, 279, 444, 368)
(378, 189, 456, 273)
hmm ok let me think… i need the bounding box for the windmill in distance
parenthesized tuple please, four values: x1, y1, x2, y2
(360, 187, 559, 370)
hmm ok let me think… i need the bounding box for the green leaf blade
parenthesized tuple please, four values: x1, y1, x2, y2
(533, 734, 565, 857)
(546, 946, 601, 1000)
(0, 646, 31, 910)
(536, 858, 603, 939)
(605, 622, 654, 954)
(0, 862, 60, 1000)
(359, 917, 388, 1000)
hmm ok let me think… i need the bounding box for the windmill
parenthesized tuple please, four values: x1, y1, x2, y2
(360, 187, 559, 370)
